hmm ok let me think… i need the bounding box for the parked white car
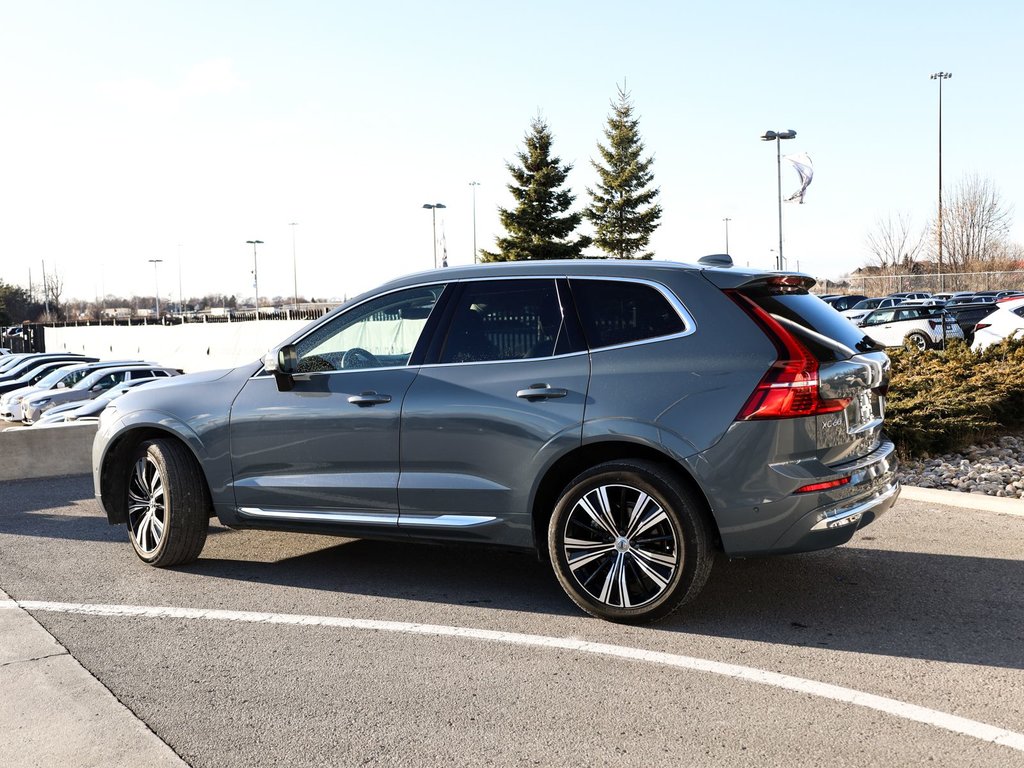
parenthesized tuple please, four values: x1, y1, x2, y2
(971, 297, 1024, 351)
(858, 304, 964, 350)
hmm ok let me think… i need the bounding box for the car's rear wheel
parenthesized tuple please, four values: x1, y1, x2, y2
(127, 439, 209, 566)
(905, 331, 930, 351)
(548, 460, 712, 624)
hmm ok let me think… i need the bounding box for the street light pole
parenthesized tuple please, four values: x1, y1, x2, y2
(177, 244, 183, 315)
(246, 240, 264, 317)
(421, 203, 446, 268)
(930, 72, 952, 293)
(761, 129, 797, 271)
(147, 259, 163, 319)
(723, 217, 731, 255)
(289, 223, 299, 307)
(469, 182, 480, 263)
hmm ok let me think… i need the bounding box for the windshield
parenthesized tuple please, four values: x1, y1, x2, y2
(35, 366, 82, 387)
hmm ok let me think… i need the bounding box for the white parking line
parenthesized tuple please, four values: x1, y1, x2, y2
(5, 599, 1024, 754)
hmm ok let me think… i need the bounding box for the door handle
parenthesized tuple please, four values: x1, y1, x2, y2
(347, 391, 392, 406)
(516, 384, 568, 400)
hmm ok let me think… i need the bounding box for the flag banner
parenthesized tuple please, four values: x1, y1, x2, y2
(785, 152, 813, 203)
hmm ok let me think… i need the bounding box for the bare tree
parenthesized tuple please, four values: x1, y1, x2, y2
(42, 269, 65, 320)
(865, 212, 924, 272)
(933, 173, 1014, 273)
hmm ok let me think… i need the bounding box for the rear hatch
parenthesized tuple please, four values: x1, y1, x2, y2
(706, 272, 889, 465)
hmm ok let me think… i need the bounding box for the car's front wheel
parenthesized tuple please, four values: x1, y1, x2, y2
(126, 439, 210, 566)
(548, 460, 713, 624)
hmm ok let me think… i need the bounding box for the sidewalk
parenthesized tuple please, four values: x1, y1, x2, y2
(0, 587, 187, 768)
(899, 485, 1024, 516)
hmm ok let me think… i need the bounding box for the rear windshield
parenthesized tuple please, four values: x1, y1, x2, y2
(743, 287, 882, 361)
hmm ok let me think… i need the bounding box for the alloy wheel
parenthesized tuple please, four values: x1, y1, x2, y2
(561, 483, 679, 609)
(127, 454, 165, 555)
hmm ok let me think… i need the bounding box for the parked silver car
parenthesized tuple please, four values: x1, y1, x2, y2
(24, 365, 181, 423)
(1, 360, 147, 421)
(93, 259, 900, 623)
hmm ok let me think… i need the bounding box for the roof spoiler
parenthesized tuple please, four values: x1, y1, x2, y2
(701, 270, 817, 291)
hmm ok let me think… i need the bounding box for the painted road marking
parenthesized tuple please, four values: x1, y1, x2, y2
(4, 598, 1023, 754)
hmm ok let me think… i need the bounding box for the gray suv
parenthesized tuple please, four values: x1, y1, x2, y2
(93, 258, 900, 623)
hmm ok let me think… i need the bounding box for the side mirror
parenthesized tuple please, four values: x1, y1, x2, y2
(265, 343, 299, 391)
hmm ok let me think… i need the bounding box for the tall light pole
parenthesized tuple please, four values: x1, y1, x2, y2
(289, 222, 299, 307)
(177, 243, 183, 315)
(422, 203, 446, 268)
(722, 217, 731, 255)
(930, 72, 952, 292)
(246, 240, 263, 316)
(761, 129, 797, 270)
(147, 259, 163, 318)
(469, 182, 480, 263)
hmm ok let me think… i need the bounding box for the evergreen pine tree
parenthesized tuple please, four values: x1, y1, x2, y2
(585, 85, 662, 259)
(480, 117, 591, 262)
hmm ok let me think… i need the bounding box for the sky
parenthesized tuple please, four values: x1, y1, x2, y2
(2, 1, 1022, 305)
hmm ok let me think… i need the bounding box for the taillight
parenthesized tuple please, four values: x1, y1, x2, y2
(726, 290, 852, 420)
(974, 323, 991, 332)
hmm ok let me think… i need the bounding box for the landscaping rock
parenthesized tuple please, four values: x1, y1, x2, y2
(899, 434, 1024, 500)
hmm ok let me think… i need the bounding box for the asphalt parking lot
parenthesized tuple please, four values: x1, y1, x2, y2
(2, 476, 1023, 767)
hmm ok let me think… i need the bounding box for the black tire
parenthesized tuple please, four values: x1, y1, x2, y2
(126, 439, 210, 567)
(905, 332, 929, 351)
(548, 460, 713, 624)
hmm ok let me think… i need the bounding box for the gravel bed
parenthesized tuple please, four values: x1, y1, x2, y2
(898, 434, 1024, 499)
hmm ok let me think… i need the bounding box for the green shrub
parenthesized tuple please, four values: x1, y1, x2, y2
(884, 336, 1024, 456)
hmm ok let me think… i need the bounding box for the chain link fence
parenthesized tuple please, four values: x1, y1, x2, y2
(814, 270, 1024, 297)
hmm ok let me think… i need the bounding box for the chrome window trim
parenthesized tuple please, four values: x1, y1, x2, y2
(251, 273, 699, 379)
(422, 349, 590, 370)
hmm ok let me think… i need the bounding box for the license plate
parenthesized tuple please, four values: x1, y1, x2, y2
(858, 391, 874, 426)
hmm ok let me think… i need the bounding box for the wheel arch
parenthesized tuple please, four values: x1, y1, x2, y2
(530, 440, 721, 558)
(99, 425, 212, 525)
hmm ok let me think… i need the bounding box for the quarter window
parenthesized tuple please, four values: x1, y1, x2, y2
(570, 279, 685, 349)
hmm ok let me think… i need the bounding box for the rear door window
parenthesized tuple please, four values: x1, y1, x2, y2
(438, 279, 569, 363)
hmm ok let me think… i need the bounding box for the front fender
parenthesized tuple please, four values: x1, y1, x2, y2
(93, 408, 224, 524)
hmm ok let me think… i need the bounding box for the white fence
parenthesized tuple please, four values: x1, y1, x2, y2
(45, 320, 310, 373)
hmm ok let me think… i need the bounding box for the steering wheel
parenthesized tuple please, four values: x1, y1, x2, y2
(341, 347, 381, 369)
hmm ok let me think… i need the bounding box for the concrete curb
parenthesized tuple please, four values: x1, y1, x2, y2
(0, 423, 97, 482)
(0, 588, 188, 768)
(899, 485, 1024, 516)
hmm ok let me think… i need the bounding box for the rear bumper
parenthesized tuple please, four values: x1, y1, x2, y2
(691, 428, 901, 557)
(809, 482, 900, 531)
